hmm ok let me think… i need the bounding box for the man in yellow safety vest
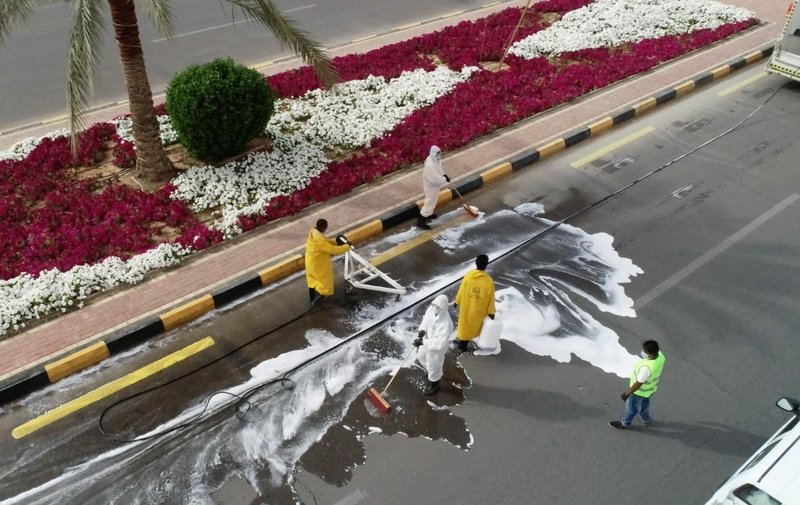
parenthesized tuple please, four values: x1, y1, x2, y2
(609, 340, 666, 430)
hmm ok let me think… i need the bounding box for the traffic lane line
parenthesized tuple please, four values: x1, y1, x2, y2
(11, 337, 216, 440)
(717, 71, 768, 97)
(569, 126, 656, 169)
(152, 4, 317, 43)
(635, 194, 800, 310)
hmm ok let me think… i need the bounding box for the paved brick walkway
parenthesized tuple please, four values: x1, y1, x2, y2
(0, 0, 783, 383)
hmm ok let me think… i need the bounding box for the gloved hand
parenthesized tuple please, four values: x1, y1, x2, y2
(488, 314, 495, 320)
(336, 235, 349, 246)
(620, 392, 630, 401)
(444, 174, 451, 183)
(413, 330, 425, 348)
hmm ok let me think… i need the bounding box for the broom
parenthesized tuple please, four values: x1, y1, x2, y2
(452, 186, 480, 217)
(367, 346, 417, 414)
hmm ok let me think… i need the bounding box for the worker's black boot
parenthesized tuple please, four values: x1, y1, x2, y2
(309, 289, 323, 306)
(417, 216, 431, 230)
(423, 380, 440, 396)
(457, 340, 469, 352)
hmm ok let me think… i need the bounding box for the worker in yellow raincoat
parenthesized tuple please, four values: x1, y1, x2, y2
(305, 219, 350, 304)
(454, 254, 496, 352)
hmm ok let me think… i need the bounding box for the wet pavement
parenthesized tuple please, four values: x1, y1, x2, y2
(2, 69, 800, 504)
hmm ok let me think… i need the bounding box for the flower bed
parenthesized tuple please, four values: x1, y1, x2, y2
(0, 0, 757, 334)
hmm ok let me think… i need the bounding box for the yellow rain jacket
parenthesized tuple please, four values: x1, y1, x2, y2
(455, 269, 496, 340)
(305, 228, 350, 296)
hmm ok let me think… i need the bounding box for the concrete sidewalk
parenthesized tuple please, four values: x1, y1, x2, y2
(0, 0, 783, 398)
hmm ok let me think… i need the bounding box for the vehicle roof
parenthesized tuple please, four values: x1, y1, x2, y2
(758, 434, 800, 502)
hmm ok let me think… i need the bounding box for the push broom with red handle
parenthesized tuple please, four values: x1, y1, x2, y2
(367, 346, 417, 414)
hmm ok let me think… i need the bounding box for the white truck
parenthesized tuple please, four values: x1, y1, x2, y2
(704, 397, 800, 505)
(767, 0, 800, 81)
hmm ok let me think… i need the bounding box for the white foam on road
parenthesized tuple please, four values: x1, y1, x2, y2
(495, 287, 636, 377)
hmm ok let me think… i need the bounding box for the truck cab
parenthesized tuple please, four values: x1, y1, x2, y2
(705, 397, 800, 505)
(767, 1, 800, 81)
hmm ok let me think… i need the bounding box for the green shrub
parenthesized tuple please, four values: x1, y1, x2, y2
(166, 58, 274, 163)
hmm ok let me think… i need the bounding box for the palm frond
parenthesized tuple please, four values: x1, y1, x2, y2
(224, 0, 338, 87)
(66, 0, 106, 151)
(137, 0, 173, 40)
(0, 0, 35, 41)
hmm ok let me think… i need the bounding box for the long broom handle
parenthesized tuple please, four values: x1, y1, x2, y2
(452, 186, 468, 205)
(381, 346, 417, 396)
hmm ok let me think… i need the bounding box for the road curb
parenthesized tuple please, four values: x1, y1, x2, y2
(0, 45, 775, 405)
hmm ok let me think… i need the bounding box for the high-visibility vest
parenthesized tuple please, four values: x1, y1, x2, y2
(630, 352, 666, 398)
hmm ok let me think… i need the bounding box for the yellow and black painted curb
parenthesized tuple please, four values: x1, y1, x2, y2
(0, 45, 774, 405)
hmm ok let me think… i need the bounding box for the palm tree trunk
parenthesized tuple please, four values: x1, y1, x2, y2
(108, 0, 172, 182)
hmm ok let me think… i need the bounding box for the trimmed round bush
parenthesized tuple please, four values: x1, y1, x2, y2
(166, 58, 274, 163)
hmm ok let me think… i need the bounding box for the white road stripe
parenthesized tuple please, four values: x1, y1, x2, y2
(635, 193, 799, 310)
(152, 4, 316, 43)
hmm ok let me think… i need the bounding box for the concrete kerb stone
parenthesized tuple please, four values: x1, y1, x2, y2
(0, 44, 776, 405)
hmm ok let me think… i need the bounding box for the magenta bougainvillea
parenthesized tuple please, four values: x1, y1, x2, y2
(0, 125, 215, 280)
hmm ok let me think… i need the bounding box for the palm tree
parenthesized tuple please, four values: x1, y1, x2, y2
(1, 0, 337, 181)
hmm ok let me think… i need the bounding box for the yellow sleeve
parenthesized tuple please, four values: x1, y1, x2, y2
(487, 279, 496, 315)
(316, 240, 350, 255)
(455, 278, 465, 306)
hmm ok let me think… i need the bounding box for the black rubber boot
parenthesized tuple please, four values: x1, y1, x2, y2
(423, 380, 440, 396)
(417, 216, 432, 230)
(456, 340, 469, 352)
(309, 289, 323, 306)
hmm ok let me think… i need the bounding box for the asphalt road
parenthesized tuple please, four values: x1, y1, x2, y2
(1, 67, 799, 505)
(0, 0, 515, 133)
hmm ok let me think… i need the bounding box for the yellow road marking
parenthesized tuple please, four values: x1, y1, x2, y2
(482, 1, 501, 7)
(717, 71, 768, 97)
(12, 337, 215, 440)
(570, 126, 656, 169)
(441, 10, 465, 18)
(371, 215, 473, 267)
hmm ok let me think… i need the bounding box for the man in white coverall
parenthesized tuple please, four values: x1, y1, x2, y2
(418, 145, 450, 230)
(413, 295, 453, 395)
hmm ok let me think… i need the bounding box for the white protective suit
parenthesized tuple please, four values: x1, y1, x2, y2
(420, 145, 448, 218)
(416, 295, 454, 382)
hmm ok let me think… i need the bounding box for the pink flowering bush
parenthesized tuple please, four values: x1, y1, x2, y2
(111, 137, 137, 168)
(266, 1, 593, 98)
(234, 16, 757, 227)
(267, 39, 437, 98)
(0, 127, 216, 280)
